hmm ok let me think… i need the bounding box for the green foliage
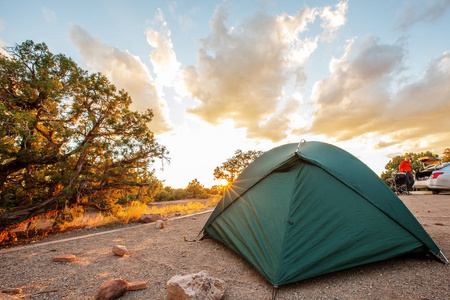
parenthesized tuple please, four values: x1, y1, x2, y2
(442, 148, 450, 163)
(185, 179, 210, 199)
(208, 185, 225, 195)
(213, 149, 264, 183)
(154, 189, 173, 202)
(153, 180, 217, 202)
(172, 188, 189, 200)
(0, 41, 168, 226)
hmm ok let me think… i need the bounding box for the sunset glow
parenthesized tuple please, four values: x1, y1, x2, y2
(1, 0, 449, 188)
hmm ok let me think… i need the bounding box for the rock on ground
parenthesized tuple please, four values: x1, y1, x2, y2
(52, 254, 78, 262)
(140, 213, 163, 223)
(167, 270, 226, 300)
(155, 220, 165, 229)
(112, 245, 129, 257)
(127, 281, 148, 291)
(94, 278, 128, 300)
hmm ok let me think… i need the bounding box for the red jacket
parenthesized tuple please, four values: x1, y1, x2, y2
(399, 160, 411, 172)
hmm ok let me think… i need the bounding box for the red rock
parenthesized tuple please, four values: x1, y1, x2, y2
(127, 281, 148, 291)
(140, 213, 163, 223)
(94, 279, 129, 300)
(53, 254, 78, 262)
(112, 245, 129, 257)
(1, 287, 22, 294)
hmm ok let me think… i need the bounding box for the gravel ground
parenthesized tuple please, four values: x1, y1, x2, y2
(0, 194, 449, 299)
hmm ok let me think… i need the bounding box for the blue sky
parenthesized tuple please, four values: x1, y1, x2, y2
(1, 0, 450, 188)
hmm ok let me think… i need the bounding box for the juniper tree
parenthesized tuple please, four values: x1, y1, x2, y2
(0, 41, 168, 229)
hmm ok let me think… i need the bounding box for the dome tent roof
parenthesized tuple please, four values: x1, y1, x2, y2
(202, 141, 442, 286)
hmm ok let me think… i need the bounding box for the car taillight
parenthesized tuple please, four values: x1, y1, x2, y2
(431, 172, 444, 179)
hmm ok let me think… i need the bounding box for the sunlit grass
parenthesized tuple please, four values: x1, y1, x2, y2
(59, 198, 220, 230)
(1, 198, 222, 247)
(0, 198, 223, 245)
(148, 201, 204, 215)
(205, 195, 222, 207)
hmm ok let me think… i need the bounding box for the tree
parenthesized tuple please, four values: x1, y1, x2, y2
(380, 151, 439, 183)
(213, 149, 264, 183)
(442, 148, 450, 163)
(185, 179, 210, 199)
(0, 41, 168, 230)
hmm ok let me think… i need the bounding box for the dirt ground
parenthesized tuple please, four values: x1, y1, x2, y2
(0, 194, 449, 299)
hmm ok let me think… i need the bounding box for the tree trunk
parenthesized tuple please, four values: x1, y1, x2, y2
(0, 198, 56, 231)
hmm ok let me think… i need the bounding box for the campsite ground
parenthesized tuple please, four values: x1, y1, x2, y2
(0, 193, 449, 299)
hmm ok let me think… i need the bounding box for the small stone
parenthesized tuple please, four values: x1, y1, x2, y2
(1, 288, 22, 294)
(167, 271, 226, 300)
(127, 281, 148, 291)
(140, 213, 163, 223)
(53, 254, 78, 262)
(94, 279, 129, 300)
(434, 222, 444, 226)
(155, 220, 165, 229)
(112, 245, 130, 257)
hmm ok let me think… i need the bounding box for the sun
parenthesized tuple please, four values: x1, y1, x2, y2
(218, 179, 229, 186)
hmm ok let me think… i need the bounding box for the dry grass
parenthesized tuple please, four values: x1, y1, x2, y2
(61, 196, 222, 230)
(1, 197, 222, 246)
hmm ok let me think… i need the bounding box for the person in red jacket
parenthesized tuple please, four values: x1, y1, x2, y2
(399, 156, 414, 193)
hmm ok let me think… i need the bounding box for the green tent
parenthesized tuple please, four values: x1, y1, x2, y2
(201, 141, 445, 287)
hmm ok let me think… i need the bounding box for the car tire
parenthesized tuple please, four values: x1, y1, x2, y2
(432, 190, 441, 194)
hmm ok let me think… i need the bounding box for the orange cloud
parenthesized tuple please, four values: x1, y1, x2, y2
(184, 2, 347, 142)
(307, 35, 450, 153)
(69, 25, 173, 135)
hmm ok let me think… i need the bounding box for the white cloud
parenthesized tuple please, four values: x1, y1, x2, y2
(69, 25, 173, 134)
(168, 1, 196, 32)
(145, 9, 187, 98)
(42, 8, 57, 24)
(307, 36, 450, 154)
(320, 0, 348, 41)
(393, 0, 450, 30)
(183, 2, 345, 142)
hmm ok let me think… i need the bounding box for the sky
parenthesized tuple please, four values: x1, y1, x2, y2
(1, 0, 450, 188)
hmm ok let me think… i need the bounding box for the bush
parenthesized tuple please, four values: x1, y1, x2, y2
(154, 190, 173, 202)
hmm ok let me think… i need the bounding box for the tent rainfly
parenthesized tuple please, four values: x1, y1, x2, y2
(201, 141, 447, 288)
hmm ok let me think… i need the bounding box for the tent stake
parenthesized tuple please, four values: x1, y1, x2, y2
(271, 286, 278, 300)
(439, 251, 449, 265)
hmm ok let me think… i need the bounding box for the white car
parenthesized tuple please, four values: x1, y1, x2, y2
(428, 164, 450, 194)
(413, 156, 449, 192)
